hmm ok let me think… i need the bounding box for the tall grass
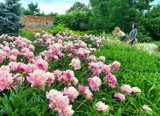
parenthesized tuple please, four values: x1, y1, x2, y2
(93, 42, 160, 115)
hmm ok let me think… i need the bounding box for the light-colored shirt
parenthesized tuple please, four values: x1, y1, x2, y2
(120, 31, 126, 37)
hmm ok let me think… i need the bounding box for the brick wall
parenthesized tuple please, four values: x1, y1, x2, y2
(21, 15, 55, 32)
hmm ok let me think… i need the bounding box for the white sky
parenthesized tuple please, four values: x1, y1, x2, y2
(20, 0, 89, 14)
(0, 0, 159, 14)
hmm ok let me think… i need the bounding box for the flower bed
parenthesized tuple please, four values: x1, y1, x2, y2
(0, 32, 152, 115)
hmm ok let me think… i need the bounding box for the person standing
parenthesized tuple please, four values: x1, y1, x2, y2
(128, 23, 138, 46)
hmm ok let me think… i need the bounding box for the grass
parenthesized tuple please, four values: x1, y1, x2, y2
(155, 41, 160, 48)
(93, 42, 160, 115)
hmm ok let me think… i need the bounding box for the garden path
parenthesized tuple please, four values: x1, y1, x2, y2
(136, 43, 160, 56)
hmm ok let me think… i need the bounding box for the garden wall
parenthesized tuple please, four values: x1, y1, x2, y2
(21, 15, 55, 32)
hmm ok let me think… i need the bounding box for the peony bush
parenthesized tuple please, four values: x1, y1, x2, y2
(0, 32, 153, 115)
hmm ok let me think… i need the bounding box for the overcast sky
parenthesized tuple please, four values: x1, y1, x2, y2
(0, 0, 159, 14)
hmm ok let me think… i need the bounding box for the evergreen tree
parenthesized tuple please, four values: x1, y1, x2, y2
(0, 0, 24, 34)
(0, 2, 8, 33)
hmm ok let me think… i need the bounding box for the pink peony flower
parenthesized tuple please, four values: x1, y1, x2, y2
(44, 72, 55, 86)
(0, 65, 10, 72)
(79, 85, 87, 92)
(58, 70, 77, 85)
(34, 33, 41, 38)
(110, 61, 121, 71)
(53, 70, 62, 78)
(88, 77, 102, 91)
(101, 65, 111, 74)
(27, 69, 47, 90)
(98, 56, 106, 62)
(10, 48, 19, 56)
(120, 84, 132, 95)
(69, 58, 81, 70)
(84, 88, 93, 100)
(67, 53, 73, 58)
(0, 49, 6, 63)
(87, 55, 97, 62)
(114, 93, 126, 102)
(28, 45, 35, 51)
(46, 89, 74, 116)
(0, 71, 13, 91)
(14, 73, 24, 84)
(141, 104, 152, 114)
(27, 63, 37, 73)
(53, 55, 59, 61)
(79, 85, 93, 100)
(103, 73, 117, 88)
(95, 101, 109, 112)
(17, 63, 29, 73)
(36, 59, 49, 71)
(8, 62, 18, 71)
(132, 87, 141, 93)
(8, 55, 17, 61)
(64, 86, 79, 102)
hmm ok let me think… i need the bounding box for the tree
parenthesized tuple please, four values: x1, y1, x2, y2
(0, 0, 24, 34)
(144, 4, 160, 40)
(47, 12, 58, 16)
(56, 11, 91, 31)
(66, 2, 89, 13)
(24, 2, 41, 16)
(89, 0, 154, 33)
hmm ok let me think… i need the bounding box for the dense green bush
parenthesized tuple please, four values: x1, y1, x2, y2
(47, 24, 101, 36)
(55, 11, 90, 31)
(144, 4, 160, 40)
(137, 35, 154, 43)
(47, 24, 71, 35)
(18, 30, 35, 41)
(155, 41, 160, 48)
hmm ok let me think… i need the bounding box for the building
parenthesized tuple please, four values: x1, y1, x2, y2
(21, 15, 55, 32)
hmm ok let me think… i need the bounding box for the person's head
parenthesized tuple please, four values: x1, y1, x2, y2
(132, 23, 137, 29)
(114, 27, 121, 32)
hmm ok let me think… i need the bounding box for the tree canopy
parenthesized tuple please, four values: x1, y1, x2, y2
(23, 2, 42, 16)
(144, 4, 160, 40)
(66, 2, 89, 13)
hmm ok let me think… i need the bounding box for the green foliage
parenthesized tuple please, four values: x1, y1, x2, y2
(47, 12, 58, 17)
(155, 41, 160, 48)
(144, 4, 160, 40)
(94, 42, 160, 115)
(66, 2, 89, 14)
(18, 30, 34, 41)
(0, 87, 55, 115)
(23, 2, 44, 16)
(47, 24, 71, 35)
(89, 0, 153, 33)
(55, 11, 90, 31)
(137, 35, 154, 43)
(47, 24, 95, 36)
(0, 0, 24, 34)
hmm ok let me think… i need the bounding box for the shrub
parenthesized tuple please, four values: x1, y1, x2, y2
(55, 11, 90, 31)
(137, 35, 154, 43)
(47, 24, 71, 35)
(18, 30, 35, 41)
